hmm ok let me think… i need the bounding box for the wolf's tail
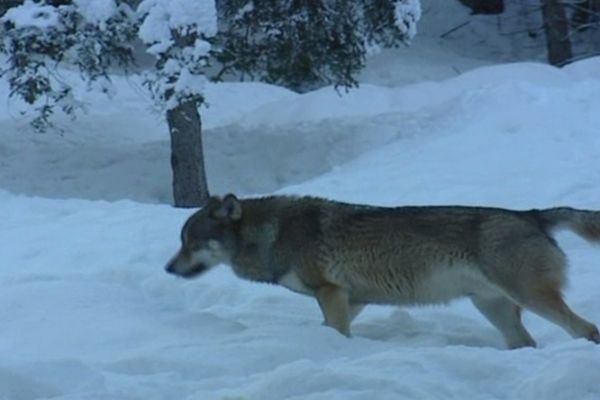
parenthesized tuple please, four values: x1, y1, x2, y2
(538, 207, 600, 243)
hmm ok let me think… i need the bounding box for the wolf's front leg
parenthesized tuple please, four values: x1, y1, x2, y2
(316, 285, 351, 336)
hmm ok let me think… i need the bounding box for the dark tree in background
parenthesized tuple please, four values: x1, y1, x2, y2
(572, 0, 600, 30)
(537, 0, 600, 65)
(454, 0, 600, 66)
(540, 0, 573, 66)
(214, 0, 421, 92)
(0, 0, 137, 130)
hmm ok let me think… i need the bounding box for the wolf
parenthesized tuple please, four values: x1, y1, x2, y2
(165, 194, 600, 349)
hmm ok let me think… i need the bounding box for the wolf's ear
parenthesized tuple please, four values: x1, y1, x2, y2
(212, 193, 242, 221)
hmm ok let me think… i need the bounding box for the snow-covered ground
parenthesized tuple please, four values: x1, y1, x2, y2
(2, 2, 600, 398)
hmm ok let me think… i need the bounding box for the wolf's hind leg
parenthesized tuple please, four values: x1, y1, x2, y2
(515, 286, 600, 344)
(316, 285, 351, 337)
(471, 294, 537, 349)
(493, 236, 599, 343)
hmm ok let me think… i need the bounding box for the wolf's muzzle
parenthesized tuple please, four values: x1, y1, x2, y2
(165, 262, 176, 274)
(165, 257, 208, 279)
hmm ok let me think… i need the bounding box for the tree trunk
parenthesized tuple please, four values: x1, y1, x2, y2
(166, 100, 210, 208)
(540, 0, 573, 66)
(572, 0, 599, 29)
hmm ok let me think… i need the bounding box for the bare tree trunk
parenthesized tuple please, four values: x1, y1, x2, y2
(540, 0, 573, 65)
(166, 101, 210, 208)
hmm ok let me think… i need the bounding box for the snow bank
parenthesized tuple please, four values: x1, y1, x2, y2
(287, 61, 600, 210)
(2, 59, 599, 205)
(1, 189, 599, 400)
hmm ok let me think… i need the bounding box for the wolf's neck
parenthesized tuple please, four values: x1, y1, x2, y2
(229, 221, 283, 284)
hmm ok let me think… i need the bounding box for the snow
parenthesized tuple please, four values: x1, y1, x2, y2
(2, 3, 600, 398)
(394, 0, 422, 38)
(0, 0, 61, 30)
(73, 0, 117, 27)
(173, 66, 209, 98)
(138, 0, 217, 54)
(137, 0, 217, 110)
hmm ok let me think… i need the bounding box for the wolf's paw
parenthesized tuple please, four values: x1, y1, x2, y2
(589, 328, 600, 344)
(507, 338, 537, 350)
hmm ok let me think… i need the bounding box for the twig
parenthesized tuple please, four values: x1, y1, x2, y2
(440, 21, 470, 39)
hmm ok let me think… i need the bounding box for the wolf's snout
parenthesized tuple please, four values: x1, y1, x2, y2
(165, 262, 175, 274)
(164, 252, 207, 278)
(165, 255, 180, 275)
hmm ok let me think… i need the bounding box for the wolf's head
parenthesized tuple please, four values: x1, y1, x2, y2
(165, 194, 242, 278)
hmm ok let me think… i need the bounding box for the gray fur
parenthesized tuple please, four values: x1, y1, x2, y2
(165, 194, 600, 348)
